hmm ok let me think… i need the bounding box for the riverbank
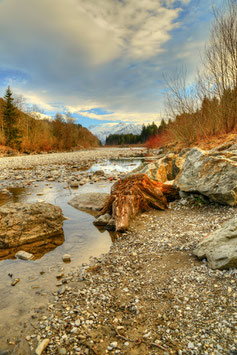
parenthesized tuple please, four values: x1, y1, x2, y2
(0, 147, 236, 355)
(13, 198, 236, 355)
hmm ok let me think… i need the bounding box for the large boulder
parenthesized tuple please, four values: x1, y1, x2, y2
(69, 193, 110, 211)
(175, 148, 237, 206)
(193, 217, 237, 269)
(0, 202, 64, 249)
(132, 153, 185, 183)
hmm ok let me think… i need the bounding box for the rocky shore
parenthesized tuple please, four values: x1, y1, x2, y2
(0, 146, 236, 355)
(14, 199, 236, 355)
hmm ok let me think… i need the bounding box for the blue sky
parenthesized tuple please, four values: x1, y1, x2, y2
(0, 0, 223, 127)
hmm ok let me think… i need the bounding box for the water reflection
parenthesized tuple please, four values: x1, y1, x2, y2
(0, 157, 142, 350)
(0, 232, 65, 260)
(89, 157, 143, 174)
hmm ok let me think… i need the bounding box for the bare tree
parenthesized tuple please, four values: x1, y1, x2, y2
(204, 0, 237, 97)
(164, 67, 197, 119)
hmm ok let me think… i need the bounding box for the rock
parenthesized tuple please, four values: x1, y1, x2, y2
(11, 278, 20, 286)
(15, 250, 34, 260)
(0, 202, 64, 249)
(94, 170, 105, 176)
(58, 285, 66, 295)
(109, 341, 118, 348)
(70, 181, 79, 188)
(176, 147, 237, 206)
(35, 339, 50, 355)
(62, 254, 71, 262)
(188, 342, 195, 349)
(68, 193, 110, 211)
(132, 153, 185, 182)
(106, 217, 116, 230)
(193, 217, 237, 269)
(93, 213, 111, 226)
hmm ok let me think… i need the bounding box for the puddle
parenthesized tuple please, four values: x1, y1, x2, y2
(0, 157, 143, 349)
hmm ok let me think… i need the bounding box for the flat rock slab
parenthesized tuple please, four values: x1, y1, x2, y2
(193, 217, 237, 269)
(0, 202, 64, 249)
(68, 193, 110, 211)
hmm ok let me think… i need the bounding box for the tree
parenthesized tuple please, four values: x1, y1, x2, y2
(205, 0, 237, 97)
(3, 86, 21, 147)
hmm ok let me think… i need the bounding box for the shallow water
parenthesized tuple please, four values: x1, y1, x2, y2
(0, 158, 142, 349)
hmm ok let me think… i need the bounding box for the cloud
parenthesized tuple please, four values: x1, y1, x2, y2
(74, 107, 161, 124)
(0, 0, 216, 124)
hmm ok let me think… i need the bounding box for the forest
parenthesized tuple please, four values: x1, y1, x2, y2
(146, 0, 237, 148)
(0, 90, 99, 152)
(105, 121, 168, 145)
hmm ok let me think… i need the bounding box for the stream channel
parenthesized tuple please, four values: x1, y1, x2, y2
(0, 157, 143, 349)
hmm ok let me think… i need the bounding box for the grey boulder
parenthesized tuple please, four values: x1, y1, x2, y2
(176, 147, 237, 206)
(193, 217, 237, 269)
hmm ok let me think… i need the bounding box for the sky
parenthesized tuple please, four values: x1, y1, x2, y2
(0, 0, 223, 128)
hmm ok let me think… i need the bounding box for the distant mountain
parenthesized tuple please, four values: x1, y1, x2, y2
(89, 122, 143, 144)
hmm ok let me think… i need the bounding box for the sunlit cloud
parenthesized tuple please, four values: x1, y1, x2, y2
(0, 0, 217, 126)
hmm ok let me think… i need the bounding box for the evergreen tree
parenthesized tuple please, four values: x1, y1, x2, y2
(3, 86, 20, 147)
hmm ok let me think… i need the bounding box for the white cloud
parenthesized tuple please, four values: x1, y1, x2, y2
(0, 0, 214, 123)
(0, 0, 180, 67)
(75, 108, 161, 124)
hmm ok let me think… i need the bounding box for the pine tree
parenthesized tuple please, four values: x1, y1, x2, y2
(3, 86, 20, 147)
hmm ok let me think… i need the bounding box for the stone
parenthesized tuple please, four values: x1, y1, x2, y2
(62, 254, 71, 262)
(70, 181, 79, 188)
(0, 202, 64, 249)
(110, 341, 118, 348)
(58, 285, 66, 295)
(188, 342, 195, 349)
(11, 278, 20, 286)
(193, 217, 237, 269)
(176, 147, 237, 206)
(15, 250, 34, 260)
(131, 153, 185, 182)
(68, 193, 110, 211)
(94, 170, 104, 176)
(93, 213, 111, 226)
(35, 339, 50, 355)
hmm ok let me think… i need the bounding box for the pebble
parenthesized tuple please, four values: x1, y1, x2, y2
(35, 339, 50, 355)
(62, 254, 71, 262)
(15, 250, 33, 260)
(11, 278, 20, 286)
(0, 148, 236, 355)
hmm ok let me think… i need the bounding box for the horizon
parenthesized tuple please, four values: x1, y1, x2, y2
(0, 0, 223, 128)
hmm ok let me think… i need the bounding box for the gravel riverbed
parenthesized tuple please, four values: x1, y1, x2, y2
(0, 148, 236, 355)
(13, 200, 237, 355)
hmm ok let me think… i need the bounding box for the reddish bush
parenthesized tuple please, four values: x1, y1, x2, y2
(145, 132, 169, 149)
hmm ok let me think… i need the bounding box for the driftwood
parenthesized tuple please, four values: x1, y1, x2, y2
(98, 174, 179, 232)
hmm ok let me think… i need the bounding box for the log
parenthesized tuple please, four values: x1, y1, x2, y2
(98, 174, 179, 232)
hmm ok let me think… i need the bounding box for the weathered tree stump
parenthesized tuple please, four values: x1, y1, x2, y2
(98, 174, 179, 232)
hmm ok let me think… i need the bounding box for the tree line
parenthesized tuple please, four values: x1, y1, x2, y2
(0, 87, 99, 152)
(156, 0, 237, 147)
(105, 121, 169, 145)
